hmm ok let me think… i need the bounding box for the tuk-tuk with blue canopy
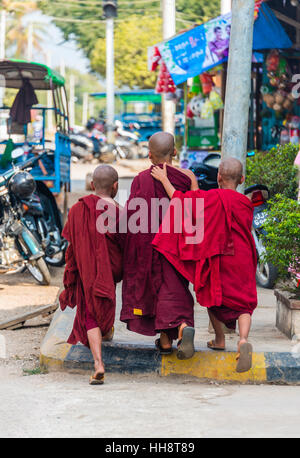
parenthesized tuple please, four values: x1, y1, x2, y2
(90, 89, 184, 142)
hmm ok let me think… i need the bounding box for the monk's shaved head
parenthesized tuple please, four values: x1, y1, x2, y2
(92, 165, 118, 192)
(218, 157, 244, 187)
(149, 131, 175, 161)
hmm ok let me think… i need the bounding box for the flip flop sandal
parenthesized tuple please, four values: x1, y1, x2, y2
(155, 338, 173, 355)
(207, 340, 225, 351)
(177, 327, 195, 360)
(236, 343, 253, 373)
(89, 373, 105, 385)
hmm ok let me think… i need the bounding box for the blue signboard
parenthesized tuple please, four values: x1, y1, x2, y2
(157, 4, 292, 86)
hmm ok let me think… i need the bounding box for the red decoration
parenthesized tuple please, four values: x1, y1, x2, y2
(155, 62, 176, 94)
(150, 46, 161, 72)
(200, 73, 213, 95)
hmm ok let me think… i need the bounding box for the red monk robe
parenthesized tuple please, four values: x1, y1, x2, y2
(60, 194, 122, 347)
(119, 166, 194, 339)
(152, 188, 257, 329)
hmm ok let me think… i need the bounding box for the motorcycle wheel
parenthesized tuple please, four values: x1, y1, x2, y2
(45, 249, 66, 267)
(27, 257, 51, 286)
(256, 260, 278, 289)
(15, 232, 51, 286)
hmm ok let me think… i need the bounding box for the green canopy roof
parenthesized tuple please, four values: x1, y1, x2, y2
(91, 90, 162, 103)
(0, 59, 65, 90)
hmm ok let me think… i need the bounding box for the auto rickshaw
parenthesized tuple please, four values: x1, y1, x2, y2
(0, 59, 71, 283)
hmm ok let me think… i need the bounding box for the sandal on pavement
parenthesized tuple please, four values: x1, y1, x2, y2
(236, 343, 253, 373)
(207, 340, 225, 351)
(177, 327, 195, 360)
(89, 373, 105, 385)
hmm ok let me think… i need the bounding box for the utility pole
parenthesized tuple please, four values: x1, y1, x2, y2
(103, 1, 117, 143)
(221, 0, 232, 14)
(82, 92, 89, 127)
(221, 0, 255, 176)
(27, 22, 33, 61)
(162, 0, 176, 135)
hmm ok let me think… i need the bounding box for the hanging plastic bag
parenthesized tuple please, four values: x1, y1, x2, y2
(209, 90, 224, 110)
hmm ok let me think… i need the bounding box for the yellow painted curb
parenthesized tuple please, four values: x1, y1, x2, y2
(40, 334, 72, 371)
(161, 351, 267, 383)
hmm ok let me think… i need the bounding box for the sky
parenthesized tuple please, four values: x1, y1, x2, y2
(23, 11, 91, 74)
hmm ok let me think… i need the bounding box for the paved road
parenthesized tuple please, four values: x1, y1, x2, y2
(0, 367, 300, 438)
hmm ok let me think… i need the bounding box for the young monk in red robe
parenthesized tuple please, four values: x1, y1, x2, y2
(119, 132, 198, 359)
(60, 165, 122, 385)
(151, 158, 257, 372)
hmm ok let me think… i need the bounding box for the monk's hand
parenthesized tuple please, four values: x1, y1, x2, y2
(151, 163, 168, 183)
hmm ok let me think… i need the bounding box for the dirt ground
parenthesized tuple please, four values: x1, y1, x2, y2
(0, 265, 64, 375)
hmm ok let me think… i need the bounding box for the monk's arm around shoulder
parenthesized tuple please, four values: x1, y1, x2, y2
(151, 163, 176, 198)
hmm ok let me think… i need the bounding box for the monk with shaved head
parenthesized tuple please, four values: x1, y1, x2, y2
(60, 165, 122, 385)
(152, 156, 257, 372)
(119, 131, 199, 359)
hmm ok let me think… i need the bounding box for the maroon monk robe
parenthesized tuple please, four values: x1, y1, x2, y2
(152, 189, 257, 329)
(119, 166, 194, 339)
(59, 194, 122, 347)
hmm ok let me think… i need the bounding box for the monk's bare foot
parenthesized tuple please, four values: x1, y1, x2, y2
(178, 323, 188, 341)
(94, 359, 105, 377)
(237, 338, 247, 353)
(89, 360, 105, 385)
(160, 332, 172, 350)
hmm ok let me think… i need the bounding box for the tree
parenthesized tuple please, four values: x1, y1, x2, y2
(0, 1, 48, 59)
(91, 15, 162, 89)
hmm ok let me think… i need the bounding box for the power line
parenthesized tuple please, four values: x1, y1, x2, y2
(50, 14, 161, 24)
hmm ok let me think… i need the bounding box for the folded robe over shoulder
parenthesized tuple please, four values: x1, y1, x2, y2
(59, 194, 122, 347)
(119, 166, 194, 337)
(152, 189, 257, 319)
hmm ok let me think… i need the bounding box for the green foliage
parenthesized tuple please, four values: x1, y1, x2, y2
(176, 0, 220, 27)
(263, 195, 300, 284)
(23, 366, 48, 376)
(246, 144, 298, 199)
(38, 1, 221, 85)
(91, 15, 162, 89)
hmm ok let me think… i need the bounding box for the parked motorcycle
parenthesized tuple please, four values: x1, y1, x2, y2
(244, 184, 278, 288)
(69, 131, 94, 162)
(21, 180, 67, 267)
(0, 159, 51, 285)
(190, 152, 221, 190)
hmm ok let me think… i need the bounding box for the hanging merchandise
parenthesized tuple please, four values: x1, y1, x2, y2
(155, 62, 176, 94)
(150, 46, 162, 72)
(186, 103, 195, 119)
(289, 116, 300, 145)
(200, 99, 214, 119)
(190, 75, 203, 96)
(189, 95, 204, 117)
(200, 73, 214, 95)
(209, 90, 224, 110)
(254, 1, 264, 21)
